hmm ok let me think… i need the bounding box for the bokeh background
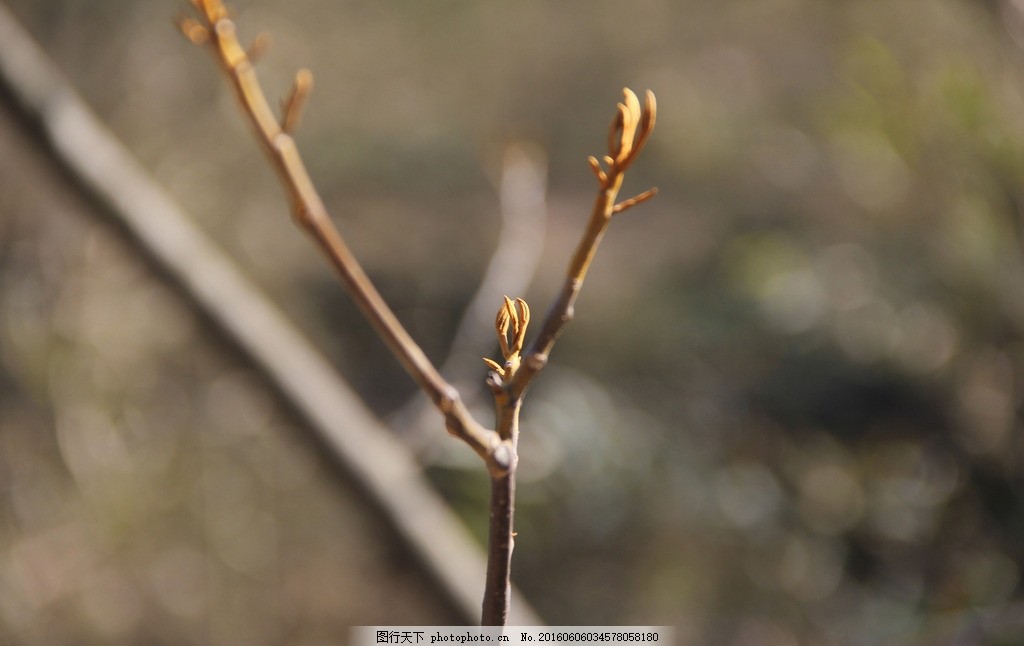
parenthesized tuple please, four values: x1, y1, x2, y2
(3, 0, 1024, 644)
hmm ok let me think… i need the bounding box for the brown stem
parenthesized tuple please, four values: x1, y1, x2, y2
(482, 397, 521, 625)
(507, 186, 618, 399)
(482, 471, 516, 625)
(509, 90, 656, 400)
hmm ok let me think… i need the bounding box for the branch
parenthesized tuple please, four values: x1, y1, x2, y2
(508, 88, 657, 399)
(181, 0, 514, 476)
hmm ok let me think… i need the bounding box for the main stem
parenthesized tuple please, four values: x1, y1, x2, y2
(483, 394, 522, 624)
(483, 471, 516, 625)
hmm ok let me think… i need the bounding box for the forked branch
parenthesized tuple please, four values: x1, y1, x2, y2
(181, 0, 656, 627)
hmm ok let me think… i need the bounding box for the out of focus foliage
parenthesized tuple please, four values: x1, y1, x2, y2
(3, 0, 1024, 644)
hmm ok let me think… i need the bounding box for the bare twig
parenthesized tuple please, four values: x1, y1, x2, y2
(508, 89, 657, 400)
(181, 0, 514, 476)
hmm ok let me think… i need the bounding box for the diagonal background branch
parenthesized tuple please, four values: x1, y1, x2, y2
(394, 143, 548, 457)
(0, 2, 540, 626)
(445, 144, 549, 386)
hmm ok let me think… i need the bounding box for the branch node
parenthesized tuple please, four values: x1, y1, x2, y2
(488, 442, 515, 477)
(485, 369, 505, 393)
(494, 444, 511, 470)
(524, 353, 548, 372)
(438, 385, 460, 414)
(212, 20, 247, 70)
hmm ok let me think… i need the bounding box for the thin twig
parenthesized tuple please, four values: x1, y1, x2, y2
(183, 0, 514, 476)
(508, 89, 657, 400)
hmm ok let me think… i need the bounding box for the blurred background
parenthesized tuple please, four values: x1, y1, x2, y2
(3, 0, 1024, 643)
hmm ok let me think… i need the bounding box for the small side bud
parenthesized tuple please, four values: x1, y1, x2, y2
(177, 17, 210, 45)
(281, 68, 314, 133)
(246, 32, 271, 62)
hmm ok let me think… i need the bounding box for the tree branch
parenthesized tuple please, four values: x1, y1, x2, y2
(182, 0, 513, 476)
(508, 89, 657, 400)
